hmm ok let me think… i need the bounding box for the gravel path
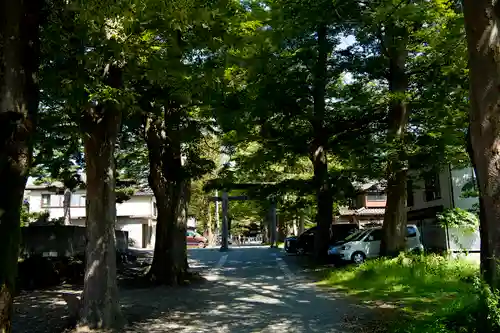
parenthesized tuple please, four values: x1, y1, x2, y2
(13, 246, 376, 332)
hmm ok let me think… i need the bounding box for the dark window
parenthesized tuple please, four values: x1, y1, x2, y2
(41, 194, 51, 207)
(424, 172, 441, 202)
(406, 226, 417, 238)
(406, 180, 414, 207)
(367, 229, 383, 241)
(367, 193, 386, 201)
(153, 202, 157, 216)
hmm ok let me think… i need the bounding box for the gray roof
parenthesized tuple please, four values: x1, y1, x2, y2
(354, 207, 385, 216)
(338, 207, 385, 216)
(353, 180, 386, 193)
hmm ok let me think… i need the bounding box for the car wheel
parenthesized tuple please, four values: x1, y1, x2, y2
(198, 241, 206, 248)
(351, 252, 366, 265)
(296, 247, 305, 255)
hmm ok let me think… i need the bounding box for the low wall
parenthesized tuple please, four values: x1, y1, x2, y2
(20, 225, 128, 257)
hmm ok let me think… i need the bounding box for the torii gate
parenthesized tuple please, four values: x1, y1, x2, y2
(209, 192, 278, 251)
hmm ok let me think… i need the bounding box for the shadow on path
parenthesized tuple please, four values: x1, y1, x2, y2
(12, 247, 375, 333)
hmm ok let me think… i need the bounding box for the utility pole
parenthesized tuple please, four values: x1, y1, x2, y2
(220, 191, 229, 251)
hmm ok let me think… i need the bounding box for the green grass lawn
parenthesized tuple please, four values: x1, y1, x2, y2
(317, 254, 479, 332)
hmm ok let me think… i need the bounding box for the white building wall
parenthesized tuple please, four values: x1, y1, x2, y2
(25, 187, 157, 249)
(27, 189, 154, 219)
(116, 196, 153, 217)
(407, 166, 480, 253)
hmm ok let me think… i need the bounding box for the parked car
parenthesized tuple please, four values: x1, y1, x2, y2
(186, 230, 208, 248)
(327, 224, 424, 264)
(285, 224, 359, 255)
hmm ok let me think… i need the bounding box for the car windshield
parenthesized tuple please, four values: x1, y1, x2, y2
(343, 229, 370, 242)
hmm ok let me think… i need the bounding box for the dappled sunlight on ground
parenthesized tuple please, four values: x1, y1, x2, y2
(13, 246, 375, 333)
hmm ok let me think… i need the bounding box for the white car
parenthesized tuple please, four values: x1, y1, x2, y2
(327, 225, 424, 264)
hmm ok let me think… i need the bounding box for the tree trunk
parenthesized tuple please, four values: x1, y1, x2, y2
(261, 220, 269, 244)
(0, 0, 40, 331)
(463, 0, 500, 288)
(311, 23, 332, 260)
(380, 26, 409, 257)
(207, 202, 215, 246)
(79, 66, 124, 330)
(63, 188, 71, 225)
(145, 115, 188, 285)
(298, 213, 305, 235)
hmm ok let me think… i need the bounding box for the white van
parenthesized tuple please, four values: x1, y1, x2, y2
(327, 224, 424, 264)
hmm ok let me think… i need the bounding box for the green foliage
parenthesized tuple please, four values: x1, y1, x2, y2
(319, 253, 479, 333)
(20, 204, 47, 227)
(437, 208, 479, 232)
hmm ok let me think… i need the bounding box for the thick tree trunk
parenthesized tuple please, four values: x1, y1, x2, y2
(207, 202, 216, 246)
(63, 188, 71, 225)
(262, 219, 269, 244)
(298, 213, 305, 235)
(463, 1, 500, 288)
(277, 214, 286, 242)
(380, 27, 409, 257)
(79, 66, 124, 330)
(145, 115, 188, 285)
(311, 143, 333, 259)
(0, 0, 40, 331)
(311, 23, 332, 260)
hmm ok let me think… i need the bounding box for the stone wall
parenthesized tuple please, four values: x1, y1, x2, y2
(20, 225, 128, 257)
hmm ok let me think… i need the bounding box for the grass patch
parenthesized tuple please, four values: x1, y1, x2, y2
(318, 253, 479, 332)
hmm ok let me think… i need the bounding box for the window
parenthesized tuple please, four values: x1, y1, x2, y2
(80, 195, 86, 207)
(41, 194, 51, 207)
(186, 230, 196, 237)
(367, 193, 387, 201)
(407, 180, 414, 207)
(153, 202, 157, 216)
(406, 226, 417, 238)
(71, 194, 81, 206)
(424, 172, 441, 202)
(367, 229, 383, 241)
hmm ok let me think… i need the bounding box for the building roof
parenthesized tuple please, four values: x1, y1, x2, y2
(353, 180, 386, 193)
(354, 207, 385, 216)
(338, 207, 385, 217)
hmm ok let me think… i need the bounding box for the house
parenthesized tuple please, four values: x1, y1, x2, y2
(407, 165, 480, 254)
(336, 181, 386, 226)
(25, 183, 157, 249)
(337, 165, 480, 255)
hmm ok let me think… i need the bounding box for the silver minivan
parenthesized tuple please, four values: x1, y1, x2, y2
(327, 224, 424, 264)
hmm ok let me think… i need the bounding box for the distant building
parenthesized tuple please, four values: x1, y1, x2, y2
(336, 181, 386, 226)
(337, 165, 480, 254)
(25, 183, 157, 249)
(407, 165, 480, 254)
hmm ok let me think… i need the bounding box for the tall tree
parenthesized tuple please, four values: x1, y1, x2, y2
(0, 0, 41, 330)
(344, 0, 467, 255)
(463, 0, 500, 289)
(38, 2, 140, 327)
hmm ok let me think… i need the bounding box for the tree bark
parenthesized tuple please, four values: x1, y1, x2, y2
(463, 0, 500, 288)
(145, 114, 188, 285)
(311, 23, 332, 260)
(207, 202, 215, 245)
(380, 26, 409, 257)
(78, 65, 124, 329)
(298, 213, 305, 235)
(0, 0, 40, 331)
(63, 188, 71, 225)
